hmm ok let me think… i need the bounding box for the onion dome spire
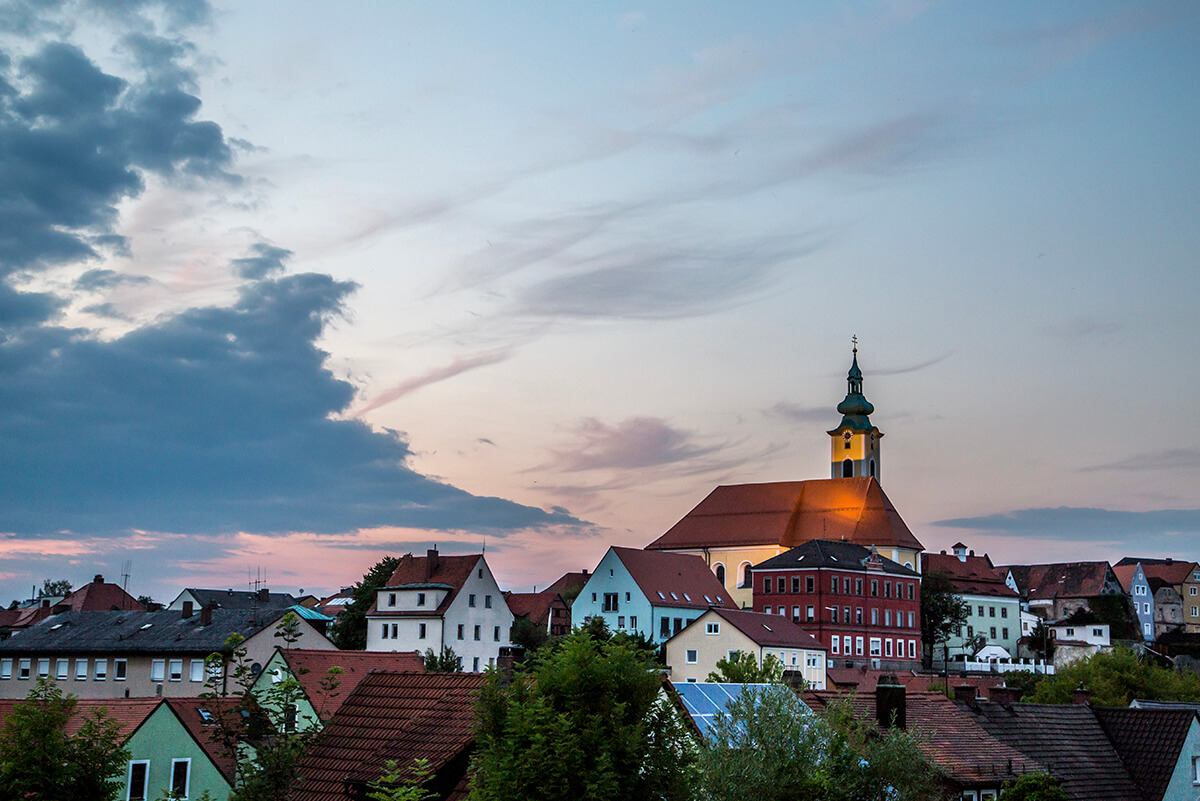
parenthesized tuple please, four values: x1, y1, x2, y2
(836, 337, 874, 427)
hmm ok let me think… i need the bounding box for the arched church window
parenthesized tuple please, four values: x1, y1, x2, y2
(714, 563, 726, 585)
(842, 459, 853, 478)
(869, 459, 876, 478)
(739, 562, 752, 589)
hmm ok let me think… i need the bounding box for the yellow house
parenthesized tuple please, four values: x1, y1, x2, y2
(664, 607, 827, 689)
(644, 348, 924, 608)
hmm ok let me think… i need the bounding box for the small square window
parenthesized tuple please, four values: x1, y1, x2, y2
(416, 592, 425, 607)
(686, 649, 698, 664)
(706, 622, 719, 635)
(469, 594, 476, 608)
(168, 660, 182, 682)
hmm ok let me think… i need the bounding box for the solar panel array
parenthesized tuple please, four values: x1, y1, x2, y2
(674, 682, 777, 740)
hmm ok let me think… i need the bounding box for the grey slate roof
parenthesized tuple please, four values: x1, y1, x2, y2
(1093, 707, 1199, 801)
(0, 609, 287, 654)
(182, 589, 298, 610)
(958, 701, 1141, 801)
(752, 539, 919, 577)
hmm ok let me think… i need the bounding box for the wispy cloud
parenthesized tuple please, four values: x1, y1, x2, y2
(356, 349, 512, 416)
(1081, 449, 1200, 473)
(534, 417, 724, 473)
(933, 506, 1200, 545)
(871, 351, 953, 376)
(769, 402, 835, 424)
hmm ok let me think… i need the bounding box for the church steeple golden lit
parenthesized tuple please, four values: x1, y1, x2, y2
(829, 337, 883, 482)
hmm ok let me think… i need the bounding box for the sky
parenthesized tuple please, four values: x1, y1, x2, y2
(0, 0, 1198, 604)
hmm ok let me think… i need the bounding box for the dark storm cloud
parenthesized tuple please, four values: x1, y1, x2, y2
(933, 506, 1200, 544)
(75, 267, 150, 291)
(0, 272, 582, 537)
(0, 35, 233, 289)
(232, 242, 293, 280)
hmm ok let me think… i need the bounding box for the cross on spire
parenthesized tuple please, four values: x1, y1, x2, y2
(851, 334, 858, 353)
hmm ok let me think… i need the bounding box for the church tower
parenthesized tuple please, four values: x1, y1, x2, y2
(829, 340, 883, 482)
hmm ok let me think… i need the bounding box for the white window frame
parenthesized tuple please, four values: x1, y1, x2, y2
(686, 649, 698, 664)
(831, 635, 840, 654)
(884, 639, 892, 657)
(127, 759, 151, 801)
(190, 659, 205, 682)
(0, 658, 10, 680)
(869, 638, 882, 657)
(705, 622, 719, 635)
(18, 658, 30, 680)
(115, 659, 127, 681)
(37, 658, 49, 679)
(55, 659, 68, 681)
(168, 659, 183, 682)
(94, 659, 108, 681)
(75, 659, 88, 680)
(170, 758, 191, 799)
(855, 636, 864, 656)
(151, 659, 165, 682)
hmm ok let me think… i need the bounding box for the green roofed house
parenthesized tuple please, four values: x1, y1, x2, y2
(250, 646, 426, 732)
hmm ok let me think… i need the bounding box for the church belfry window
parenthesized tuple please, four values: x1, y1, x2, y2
(842, 459, 853, 478)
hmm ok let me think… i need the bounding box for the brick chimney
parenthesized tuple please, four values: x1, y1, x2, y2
(1072, 683, 1091, 706)
(954, 684, 978, 709)
(989, 685, 1022, 709)
(94, 574, 104, 584)
(182, 600, 194, 619)
(426, 548, 440, 579)
(200, 601, 216, 625)
(496, 645, 525, 684)
(256, 587, 269, 603)
(875, 674, 906, 729)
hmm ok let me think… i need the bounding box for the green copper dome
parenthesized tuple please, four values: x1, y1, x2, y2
(835, 349, 875, 428)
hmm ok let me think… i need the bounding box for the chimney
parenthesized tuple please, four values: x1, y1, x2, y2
(94, 574, 104, 584)
(182, 601, 194, 619)
(969, 550, 975, 557)
(496, 645, 525, 684)
(582, 568, 589, 576)
(954, 684, 978, 709)
(41, 599, 50, 609)
(989, 685, 1021, 709)
(426, 548, 440, 579)
(257, 587, 269, 603)
(876, 674, 906, 729)
(200, 601, 216, 625)
(1072, 683, 1091, 706)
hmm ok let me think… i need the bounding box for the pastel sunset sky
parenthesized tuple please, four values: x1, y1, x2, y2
(1, 0, 1197, 603)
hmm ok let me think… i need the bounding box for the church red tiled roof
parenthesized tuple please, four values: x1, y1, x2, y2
(646, 477, 923, 552)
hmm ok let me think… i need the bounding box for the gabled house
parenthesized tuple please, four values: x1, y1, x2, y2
(1093, 707, 1200, 801)
(292, 671, 486, 801)
(0, 606, 334, 699)
(664, 607, 827, 688)
(505, 590, 571, 638)
(750, 539, 921, 670)
(250, 646, 425, 731)
(1002, 562, 1126, 622)
(365, 549, 513, 672)
(575, 547, 735, 643)
(1049, 622, 1111, 667)
(804, 679, 1042, 800)
(1113, 562, 1156, 641)
(123, 697, 245, 801)
(926, 544, 1022, 663)
(1115, 558, 1200, 634)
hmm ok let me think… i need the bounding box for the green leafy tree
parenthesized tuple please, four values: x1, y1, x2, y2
(699, 685, 944, 801)
(0, 679, 130, 801)
(1026, 619, 1054, 663)
(509, 616, 549, 653)
(999, 772, 1068, 801)
(706, 650, 784, 684)
(920, 571, 969, 668)
(367, 758, 434, 801)
(331, 555, 402, 650)
(470, 631, 697, 801)
(422, 645, 463, 672)
(274, 611, 303, 648)
(38, 578, 72, 597)
(1024, 645, 1200, 706)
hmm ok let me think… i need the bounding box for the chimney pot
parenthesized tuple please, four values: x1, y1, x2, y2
(426, 548, 440, 579)
(200, 601, 216, 625)
(182, 601, 194, 618)
(954, 684, 978, 708)
(875, 675, 906, 729)
(257, 587, 269, 602)
(94, 574, 104, 584)
(1072, 683, 1091, 706)
(990, 685, 1021, 709)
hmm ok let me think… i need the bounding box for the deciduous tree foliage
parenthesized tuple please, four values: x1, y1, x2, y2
(920, 571, 969, 667)
(698, 685, 945, 801)
(1024, 646, 1200, 706)
(706, 650, 784, 684)
(470, 632, 697, 801)
(999, 772, 1069, 801)
(0, 679, 129, 801)
(331, 555, 402, 650)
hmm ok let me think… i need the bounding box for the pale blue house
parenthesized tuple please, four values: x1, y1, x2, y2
(576, 547, 735, 643)
(1114, 562, 1155, 640)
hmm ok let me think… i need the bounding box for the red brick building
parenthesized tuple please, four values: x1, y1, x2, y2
(750, 539, 921, 670)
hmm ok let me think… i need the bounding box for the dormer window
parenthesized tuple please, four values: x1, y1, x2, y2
(417, 592, 426, 607)
(388, 593, 396, 607)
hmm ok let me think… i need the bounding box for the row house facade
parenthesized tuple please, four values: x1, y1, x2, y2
(1115, 557, 1200, 637)
(925, 543, 1022, 662)
(749, 539, 921, 670)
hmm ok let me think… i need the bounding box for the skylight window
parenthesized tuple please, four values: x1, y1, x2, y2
(657, 591, 665, 600)
(703, 595, 712, 604)
(197, 708, 213, 723)
(683, 593, 691, 602)
(140, 623, 153, 630)
(763, 624, 773, 632)
(50, 623, 63, 631)
(670, 592, 678, 601)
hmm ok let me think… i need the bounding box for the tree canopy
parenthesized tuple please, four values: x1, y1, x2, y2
(331, 555, 402, 650)
(920, 571, 969, 667)
(706, 650, 784, 684)
(1023, 646, 1200, 706)
(0, 679, 129, 801)
(38, 578, 72, 597)
(470, 631, 696, 801)
(999, 772, 1069, 801)
(698, 685, 945, 801)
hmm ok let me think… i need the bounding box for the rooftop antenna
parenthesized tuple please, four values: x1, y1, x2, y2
(120, 560, 132, 610)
